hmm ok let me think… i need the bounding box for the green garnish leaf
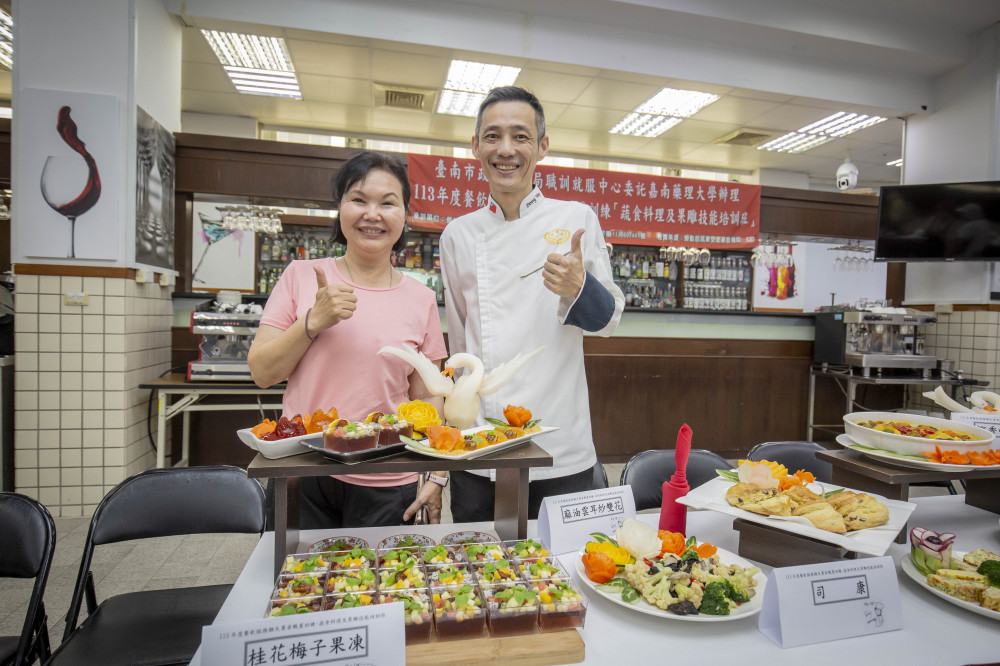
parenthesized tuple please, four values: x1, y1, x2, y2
(620, 585, 640, 604)
(524, 419, 541, 429)
(684, 535, 697, 549)
(589, 532, 618, 546)
(455, 593, 469, 607)
(716, 469, 740, 482)
(823, 488, 845, 499)
(596, 577, 630, 589)
(485, 418, 508, 428)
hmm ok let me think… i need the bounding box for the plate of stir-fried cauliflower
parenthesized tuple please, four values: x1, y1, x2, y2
(576, 547, 766, 622)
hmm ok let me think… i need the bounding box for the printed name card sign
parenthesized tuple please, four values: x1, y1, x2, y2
(201, 602, 404, 666)
(538, 486, 636, 554)
(951, 412, 1000, 434)
(759, 556, 901, 648)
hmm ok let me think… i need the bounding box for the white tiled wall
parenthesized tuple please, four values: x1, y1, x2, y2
(909, 309, 1000, 411)
(13, 274, 173, 517)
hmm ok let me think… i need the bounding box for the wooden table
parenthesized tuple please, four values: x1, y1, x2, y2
(816, 448, 1000, 511)
(139, 374, 284, 469)
(247, 442, 553, 576)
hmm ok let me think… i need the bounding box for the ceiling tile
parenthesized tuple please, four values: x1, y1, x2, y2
(574, 79, 661, 112)
(371, 49, 450, 89)
(516, 70, 594, 104)
(288, 41, 371, 78)
(181, 61, 235, 93)
(692, 96, 781, 126)
(297, 74, 371, 105)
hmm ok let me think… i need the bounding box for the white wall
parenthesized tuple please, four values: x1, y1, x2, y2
(181, 112, 258, 138)
(901, 23, 1000, 305)
(801, 242, 887, 312)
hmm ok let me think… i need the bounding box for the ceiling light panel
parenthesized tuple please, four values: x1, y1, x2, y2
(636, 88, 719, 117)
(610, 113, 682, 138)
(436, 60, 521, 116)
(202, 30, 302, 99)
(759, 111, 886, 152)
(607, 87, 717, 138)
(0, 8, 12, 70)
(886, 158, 903, 167)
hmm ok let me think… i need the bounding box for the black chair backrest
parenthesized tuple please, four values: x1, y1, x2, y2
(90, 465, 266, 545)
(0, 493, 55, 578)
(746, 441, 833, 483)
(592, 461, 609, 489)
(620, 449, 730, 511)
(0, 492, 56, 666)
(62, 466, 265, 643)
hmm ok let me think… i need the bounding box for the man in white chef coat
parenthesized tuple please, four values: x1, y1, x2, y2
(440, 86, 625, 521)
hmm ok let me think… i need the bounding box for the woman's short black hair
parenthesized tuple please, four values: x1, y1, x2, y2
(330, 151, 410, 253)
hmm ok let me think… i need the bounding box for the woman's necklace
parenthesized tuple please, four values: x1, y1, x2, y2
(340, 256, 394, 287)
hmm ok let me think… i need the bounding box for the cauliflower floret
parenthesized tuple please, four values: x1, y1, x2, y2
(672, 580, 704, 608)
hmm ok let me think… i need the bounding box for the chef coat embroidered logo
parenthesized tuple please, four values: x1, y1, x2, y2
(544, 229, 571, 245)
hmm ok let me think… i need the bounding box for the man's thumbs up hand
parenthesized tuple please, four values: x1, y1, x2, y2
(542, 229, 586, 298)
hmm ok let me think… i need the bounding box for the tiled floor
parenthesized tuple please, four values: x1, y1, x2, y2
(4, 460, 955, 661)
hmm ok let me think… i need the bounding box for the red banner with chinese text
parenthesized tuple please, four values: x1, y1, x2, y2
(405, 154, 760, 249)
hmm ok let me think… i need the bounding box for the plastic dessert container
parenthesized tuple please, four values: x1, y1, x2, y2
(324, 591, 376, 611)
(377, 547, 422, 570)
(324, 421, 379, 453)
(471, 558, 521, 584)
(421, 544, 460, 566)
(482, 582, 539, 637)
(281, 552, 330, 575)
(503, 538, 550, 560)
(461, 542, 507, 563)
(533, 579, 588, 632)
(377, 564, 426, 590)
(516, 557, 570, 582)
(326, 547, 376, 571)
(432, 584, 487, 641)
(426, 563, 472, 589)
(326, 567, 376, 594)
(273, 573, 327, 599)
(377, 589, 433, 644)
(377, 415, 414, 446)
(266, 595, 324, 618)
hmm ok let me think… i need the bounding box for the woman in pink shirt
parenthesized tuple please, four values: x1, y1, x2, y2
(248, 152, 448, 528)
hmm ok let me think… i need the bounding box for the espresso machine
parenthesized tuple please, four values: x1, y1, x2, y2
(186, 299, 262, 381)
(813, 310, 938, 377)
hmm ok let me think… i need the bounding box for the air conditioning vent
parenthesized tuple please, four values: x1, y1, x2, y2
(713, 129, 774, 147)
(373, 83, 436, 112)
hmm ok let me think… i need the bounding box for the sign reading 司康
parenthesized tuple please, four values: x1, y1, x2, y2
(406, 154, 761, 249)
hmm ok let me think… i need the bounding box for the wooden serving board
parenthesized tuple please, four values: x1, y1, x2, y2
(406, 629, 584, 665)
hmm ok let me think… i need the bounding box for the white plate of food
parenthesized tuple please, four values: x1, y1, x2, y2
(678, 476, 916, 556)
(376, 533, 436, 551)
(836, 434, 1000, 471)
(900, 551, 1000, 621)
(402, 426, 558, 460)
(307, 535, 370, 554)
(573, 546, 766, 622)
(441, 530, 500, 546)
(236, 428, 322, 459)
(842, 411, 994, 456)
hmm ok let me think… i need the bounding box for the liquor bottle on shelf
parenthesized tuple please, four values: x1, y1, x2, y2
(259, 236, 270, 263)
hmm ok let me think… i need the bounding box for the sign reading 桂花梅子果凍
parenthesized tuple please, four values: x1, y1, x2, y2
(406, 154, 760, 250)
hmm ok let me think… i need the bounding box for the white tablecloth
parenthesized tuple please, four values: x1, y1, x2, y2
(191, 495, 1000, 664)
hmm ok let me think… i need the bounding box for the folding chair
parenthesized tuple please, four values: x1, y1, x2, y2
(0, 493, 55, 666)
(46, 466, 265, 666)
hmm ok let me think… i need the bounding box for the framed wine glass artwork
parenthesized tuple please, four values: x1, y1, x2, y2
(135, 106, 176, 270)
(18, 88, 119, 261)
(189, 201, 255, 292)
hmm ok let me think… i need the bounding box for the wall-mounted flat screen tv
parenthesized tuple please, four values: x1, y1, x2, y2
(875, 180, 1000, 261)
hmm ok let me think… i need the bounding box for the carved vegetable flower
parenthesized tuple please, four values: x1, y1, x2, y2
(503, 405, 532, 428)
(397, 400, 441, 435)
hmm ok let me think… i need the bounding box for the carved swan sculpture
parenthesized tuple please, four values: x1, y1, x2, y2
(379, 345, 544, 429)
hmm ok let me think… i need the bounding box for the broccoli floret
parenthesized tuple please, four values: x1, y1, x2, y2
(699, 581, 731, 616)
(977, 560, 1000, 587)
(728, 583, 751, 604)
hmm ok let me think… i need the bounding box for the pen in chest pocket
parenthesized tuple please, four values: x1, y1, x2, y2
(520, 250, 571, 278)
